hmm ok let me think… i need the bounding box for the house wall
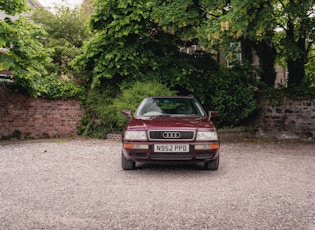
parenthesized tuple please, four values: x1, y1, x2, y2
(0, 88, 85, 139)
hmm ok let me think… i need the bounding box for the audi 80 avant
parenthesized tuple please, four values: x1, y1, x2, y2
(121, 96, 220, 170)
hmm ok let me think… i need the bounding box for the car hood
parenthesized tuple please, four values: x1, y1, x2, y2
(126, 116, 216, 131)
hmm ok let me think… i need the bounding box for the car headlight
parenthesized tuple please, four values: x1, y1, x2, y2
(124, 131, 147, 141)
(196, 131, 218, 141)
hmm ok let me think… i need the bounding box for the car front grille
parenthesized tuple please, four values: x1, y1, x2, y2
(149, 130, 195, 141)
(150, 153, 192, 160)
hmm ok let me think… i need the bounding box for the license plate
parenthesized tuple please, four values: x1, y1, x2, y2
(154, 144, 189, 152)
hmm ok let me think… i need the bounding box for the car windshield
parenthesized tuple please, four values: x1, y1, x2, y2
(135, 97, 206, 117)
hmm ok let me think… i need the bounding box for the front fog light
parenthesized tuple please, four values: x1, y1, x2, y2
(133, 144, 149, 149)
(195, 144, 210, 150)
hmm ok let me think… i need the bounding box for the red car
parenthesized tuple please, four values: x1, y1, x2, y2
(121, 96, 220, 170)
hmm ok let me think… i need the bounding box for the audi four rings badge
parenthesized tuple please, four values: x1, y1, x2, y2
(162, 131, 181, 139)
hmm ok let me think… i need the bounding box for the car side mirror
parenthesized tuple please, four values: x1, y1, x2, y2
(122, 110, 132, 118)
(208, 111, 218, 120)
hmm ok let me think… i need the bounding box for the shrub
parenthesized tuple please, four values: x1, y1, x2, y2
(109, 81, 177, 129)
(35, 74, 84, 99)
(77, 87, 117, 137)
(209, 64, 260, 127)
(80, 81, 176, 137)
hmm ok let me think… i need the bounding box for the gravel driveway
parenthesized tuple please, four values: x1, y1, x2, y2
(0, 139, 314, 230)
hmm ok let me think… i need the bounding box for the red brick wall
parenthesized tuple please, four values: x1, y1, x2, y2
(0, 88, 85, 139)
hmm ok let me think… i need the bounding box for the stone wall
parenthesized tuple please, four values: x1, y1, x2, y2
(258, 99, 315, 139)
(0, 88, 85, 139)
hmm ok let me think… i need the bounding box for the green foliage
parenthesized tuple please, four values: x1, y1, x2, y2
(0, 0, 26, 15)
(198, 0, 279, 87)
(1, 1, 90, 98)
(156, 51, 219, 105)
(71, 0, 313, 137)
(305, 45, 315, 87)
(152, 0, 203, 40)
(0, 15, 51, 95)
(6, 73, 84, 99)
(81, 81, 176, 137)
(199, 0, 315, 88)
(274, 0, 314, 88)
(151, 0, 278, 87)
(73, 0, 262, 136)
(209, 65, 260, 127)
(111, 81, 177, 129)
(72, 0, 180, 88)
(31, 5, 90, 79)
(34, 74, 84, 99)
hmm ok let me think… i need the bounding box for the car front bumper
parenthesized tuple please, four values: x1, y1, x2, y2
(122, 141, 220, 162)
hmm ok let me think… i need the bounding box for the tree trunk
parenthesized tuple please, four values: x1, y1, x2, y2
(286, 19, 306, 88)
(254, 40, 277, 87)
(287, 59, 305, 87)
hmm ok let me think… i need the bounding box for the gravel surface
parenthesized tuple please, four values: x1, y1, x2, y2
(0, 139, 314, 230)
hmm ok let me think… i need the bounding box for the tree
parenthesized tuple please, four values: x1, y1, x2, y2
(195, 0, 278, 86)
(230, 1, 277, 87)
(72, 0, 220, 93)
(151, 0, 276, 86)
(31, 5, 90, 78)
(154, 0, 315, 88)
(73, 0, 216, 131)
(72, 0, 182, 89)
(275, 0, 315, 87)
(72, 0, 258, 130)
(199, 0, 315, 88)
(0, 0, 50, 95)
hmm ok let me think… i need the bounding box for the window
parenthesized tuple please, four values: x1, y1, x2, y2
(227, 42, 242, 67)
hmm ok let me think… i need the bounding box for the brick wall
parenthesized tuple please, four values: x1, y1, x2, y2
(258, 99, 315, 139)
(0, 88, 85, 139)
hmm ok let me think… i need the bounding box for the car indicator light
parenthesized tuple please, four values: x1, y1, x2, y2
(210, 143, 220, 150)
(124, 143, 133, 149)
